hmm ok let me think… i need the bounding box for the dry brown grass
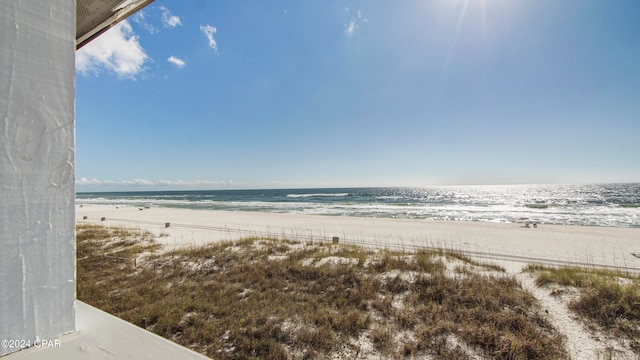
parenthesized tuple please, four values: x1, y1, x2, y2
(78, 225, 568, 359)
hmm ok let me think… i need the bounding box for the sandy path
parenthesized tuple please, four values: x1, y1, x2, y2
(516, 273, 639, 360)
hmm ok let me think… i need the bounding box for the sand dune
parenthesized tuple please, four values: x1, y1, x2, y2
(76, 204, 640, 359)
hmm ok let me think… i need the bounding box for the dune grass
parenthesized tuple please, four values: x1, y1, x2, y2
(77, 224, 567, 359)
(525, 264, 640, 353)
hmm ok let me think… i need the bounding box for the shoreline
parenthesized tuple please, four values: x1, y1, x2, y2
(76, 204, 640, 273)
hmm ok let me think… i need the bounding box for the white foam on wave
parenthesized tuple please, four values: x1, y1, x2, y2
(286, 193, 349, 198)
(75, 184, 640, 227)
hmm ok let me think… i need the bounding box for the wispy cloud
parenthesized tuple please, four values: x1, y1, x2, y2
(167, 56, 186, 68)
(344, 8, 367, 36)
(157, 179, 238, 187)
(345, 20, 358, 35)
(133, 6, 182, 33)
(160, 6, 182, 28)
(200, 24, 218, 52)
(77, 177, 153, 186)
(77, 177, 239, 188)
(75, 20, 149, 79)
(131, 11, 157, 34)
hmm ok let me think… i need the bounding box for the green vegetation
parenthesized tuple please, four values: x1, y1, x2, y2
(525, 264, 640, 352)
(78, 225, 567, 359)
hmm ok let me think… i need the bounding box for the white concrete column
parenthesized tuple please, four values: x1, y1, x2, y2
(0, 1, 76, 356)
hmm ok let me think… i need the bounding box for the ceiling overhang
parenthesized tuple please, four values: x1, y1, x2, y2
(76, 0, 154, 49)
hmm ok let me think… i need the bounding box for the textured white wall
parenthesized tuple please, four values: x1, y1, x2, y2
(0, 1, 75, 356)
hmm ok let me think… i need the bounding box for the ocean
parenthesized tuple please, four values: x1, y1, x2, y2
(76, 183, 640, 228)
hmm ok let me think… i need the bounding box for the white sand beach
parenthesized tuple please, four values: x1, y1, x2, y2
(76, 204, 640, 274)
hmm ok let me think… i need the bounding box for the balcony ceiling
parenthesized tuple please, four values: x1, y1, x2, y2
(76, 0, 154, 49)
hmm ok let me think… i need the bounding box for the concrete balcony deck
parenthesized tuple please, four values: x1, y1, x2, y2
(4, 301, 209, 359)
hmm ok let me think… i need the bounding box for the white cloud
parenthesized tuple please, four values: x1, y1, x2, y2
(167, 56, 186, 68)
(77, 177, 152, 186)
(200, 24, 218, 52)
(131, 11, 157, 34)
(345, 20, 358, 35)
(160, 6, 182, 28)
(122, 178, 155, 186)
(77, 177, 101, 185)
(158, 179, 236, 187)
(76, 177, 239, 188)
(76, 20, 149, 79)
(344, 8, 367, 36)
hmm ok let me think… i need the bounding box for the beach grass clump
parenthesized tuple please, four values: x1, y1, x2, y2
(76, 223, 159, 256)
(524, 264, 635, 288)
(407, 273, 564, 359)
(78, 225, 568, 359)
(525, 264, 640, 352)
(445, 251, 506, 273)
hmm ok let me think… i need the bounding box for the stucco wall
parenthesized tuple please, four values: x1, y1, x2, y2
(0, 1, 76, 356)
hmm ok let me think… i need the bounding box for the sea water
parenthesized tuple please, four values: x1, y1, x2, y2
(76, 183, 640, 228)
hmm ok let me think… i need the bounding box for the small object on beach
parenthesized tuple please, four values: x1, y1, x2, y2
(165, 222, 170, 228)
(522, 219, 538, 228)
(100, 217, 106, 221)
(139, 208, 144, 211)
(332, 236, 340, 244)
(83, 216, 88, 220)
(632, 253, 640, 259)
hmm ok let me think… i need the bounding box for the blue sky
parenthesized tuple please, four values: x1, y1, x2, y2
(75, 0, 640, 191)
